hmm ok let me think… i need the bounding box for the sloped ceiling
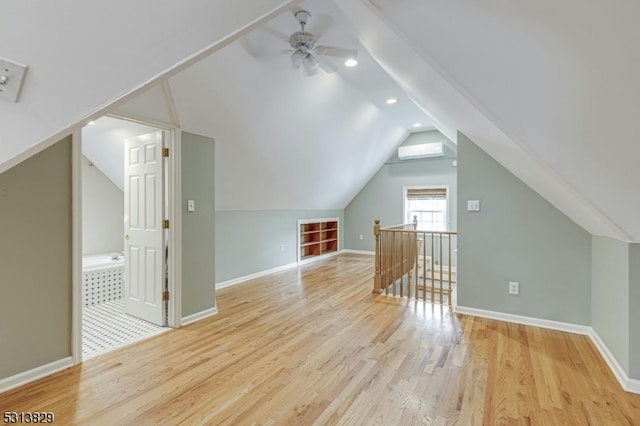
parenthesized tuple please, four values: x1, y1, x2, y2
(0, 0, 296, 174)
(82, 117, 158, 191)
(360, 0, 640, 241)
(116, 0, 433, 211)
(2, 0, 638, 242)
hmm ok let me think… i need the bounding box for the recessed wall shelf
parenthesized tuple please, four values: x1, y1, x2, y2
(297, 218, 339, 263)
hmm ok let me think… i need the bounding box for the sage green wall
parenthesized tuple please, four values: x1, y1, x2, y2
(215, 209, 344, 283)
(629, 244, 640, 379)
(345, 130, 457, 252)
(181, 132, 216, 317)
(81, 155, 124, 255)
(457, 132, 591, 324)
(0, 137, 72, 379)
(591, 236, 629, 373)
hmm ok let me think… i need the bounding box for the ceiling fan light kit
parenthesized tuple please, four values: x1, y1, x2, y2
(282, 9, 357, 75)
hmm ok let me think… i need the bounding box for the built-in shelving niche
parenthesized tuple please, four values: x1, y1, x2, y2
(297, 218, 339, 262)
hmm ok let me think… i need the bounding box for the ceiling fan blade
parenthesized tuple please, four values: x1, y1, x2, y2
(242, 42, 291, 62)
(260, 25, 290, 43)
(315, 45, 358, 59)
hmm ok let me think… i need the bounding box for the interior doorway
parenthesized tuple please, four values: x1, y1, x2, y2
(77, 115, 176, 359)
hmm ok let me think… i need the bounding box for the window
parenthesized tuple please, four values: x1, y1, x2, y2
(404, 186, 448, 231)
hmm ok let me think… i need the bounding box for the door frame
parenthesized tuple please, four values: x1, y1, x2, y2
(71, 114, 182, 364)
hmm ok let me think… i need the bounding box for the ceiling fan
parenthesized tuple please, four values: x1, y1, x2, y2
(276, 10, 358, 75)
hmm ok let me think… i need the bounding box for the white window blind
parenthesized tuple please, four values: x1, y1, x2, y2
(406, 187, 447, 200)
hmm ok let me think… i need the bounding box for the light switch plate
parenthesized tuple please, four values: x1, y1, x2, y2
(467, 200, 480, 212)
(0, 57, 28, 102)
(187, 199, 195, 212)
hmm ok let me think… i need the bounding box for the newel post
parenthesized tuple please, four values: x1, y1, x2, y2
(413, 215, 418, 230)
(373, 219, 382, 294)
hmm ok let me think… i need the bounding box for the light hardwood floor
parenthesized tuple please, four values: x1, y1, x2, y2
(1, 254, 639, 424)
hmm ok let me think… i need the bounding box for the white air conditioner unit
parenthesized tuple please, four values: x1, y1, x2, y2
(398, 142, 444, 160)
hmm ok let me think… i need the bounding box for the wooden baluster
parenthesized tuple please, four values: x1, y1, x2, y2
(373, 219, 381, 294)
(392, 232, 397, 296)
(384, 230, 389, 295)
(384, 231, 389, 294)
(448, 233, 452, 305)
(400, 231, 404, 297)
(410, 216, 417, 300)
(431, 232, 435, 302)
(438, 232, 444, 304)
(419, 233, 424, 300)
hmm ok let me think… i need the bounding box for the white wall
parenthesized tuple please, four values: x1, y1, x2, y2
(81, 156, 124, 255)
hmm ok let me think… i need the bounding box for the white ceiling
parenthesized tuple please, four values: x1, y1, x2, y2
(114, 0, 434, 210)
(363, 0, 640, 241)
(0, 0, 296, 173)
(2, 0, 639, 242)
(82, 117, 158, 191)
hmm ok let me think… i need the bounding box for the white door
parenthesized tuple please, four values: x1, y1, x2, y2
(124, 131, 165, 326)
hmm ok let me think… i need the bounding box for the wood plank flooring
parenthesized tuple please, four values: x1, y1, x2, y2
(1, 254, 639, 425)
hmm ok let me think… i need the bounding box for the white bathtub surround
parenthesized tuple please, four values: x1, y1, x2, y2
(82, 254, 125, 307)
(82, 253, 124, 269)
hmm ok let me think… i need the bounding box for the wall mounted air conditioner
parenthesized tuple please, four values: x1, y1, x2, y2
(398, 142, 444, 160)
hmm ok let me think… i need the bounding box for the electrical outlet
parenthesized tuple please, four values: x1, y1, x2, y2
(359, 234, 364, 240)
(508, 281, 519, 295)
(280, 244, 285, 252)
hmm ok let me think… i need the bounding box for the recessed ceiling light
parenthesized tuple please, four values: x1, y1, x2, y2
(386, 98, 397, 105)
(344, 59, 358, 67)
(88, 121, 96, 125)
(413, 123, 422, 128)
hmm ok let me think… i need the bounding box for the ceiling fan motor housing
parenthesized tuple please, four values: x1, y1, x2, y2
(289, 31, 315, 52)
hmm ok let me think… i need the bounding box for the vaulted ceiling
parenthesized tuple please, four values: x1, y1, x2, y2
(1, 0, 639, 241)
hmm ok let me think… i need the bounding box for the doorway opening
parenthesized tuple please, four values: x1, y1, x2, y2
(78, 115, 175, 359)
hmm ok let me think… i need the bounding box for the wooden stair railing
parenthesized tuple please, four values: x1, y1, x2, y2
(373, 218, 457, 305)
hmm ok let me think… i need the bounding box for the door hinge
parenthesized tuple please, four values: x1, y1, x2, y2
(162, 148, 169, 158)
(162, 291, 170, 301)
(163, 219, 170, 229)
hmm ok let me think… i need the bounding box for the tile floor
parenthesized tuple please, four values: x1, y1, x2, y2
(82, 299, 167, 359)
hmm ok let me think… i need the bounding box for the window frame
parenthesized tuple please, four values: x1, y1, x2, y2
(402, 185, 450, 231)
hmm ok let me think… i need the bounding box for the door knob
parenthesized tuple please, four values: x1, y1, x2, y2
(122, 234, 129, 240)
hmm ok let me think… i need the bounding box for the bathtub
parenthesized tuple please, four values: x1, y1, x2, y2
(83, 254, 125, 307)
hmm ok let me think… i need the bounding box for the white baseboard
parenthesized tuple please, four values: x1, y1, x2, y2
(342, 249, 375, 255)
(589, 330, 640, 394)
(626, 377, 640, 394)
(216, 261, 299, 290)
(297, 250, 340, 266)
(181, 306, 219, 326)
(217, 250, 373, 292)
(216, 251, 352, 291)
(0, 357, 74, 394)
(455, 305, 640, 394)
(454, 306, 592, 335)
